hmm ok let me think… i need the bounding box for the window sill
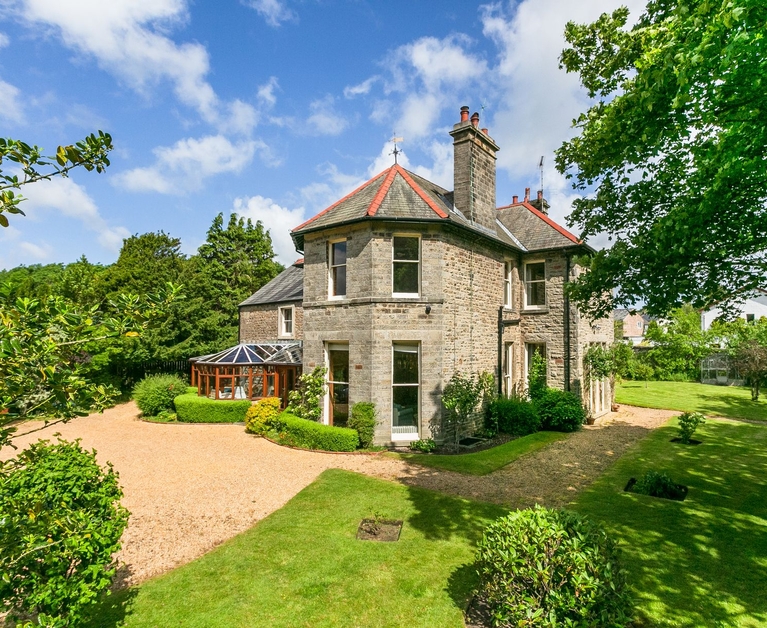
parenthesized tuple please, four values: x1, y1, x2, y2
(522, 306, 550, 314)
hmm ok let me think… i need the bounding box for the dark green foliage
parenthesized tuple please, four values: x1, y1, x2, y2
(488, 397, 541, 436)
(631, 470, 683, 500)
(0, 438, 129, 626)
(132, 374, 188, 416)
(527, 351, 547, 401)
(348, 402, 378, 448)
(173, 393, 251, 423)
(535, 388, 586, 432)
(475, 505, 634, 627)
(643, 306, 711, 380)
(408, 438, 436, 453)
(271, 412, 359, 452)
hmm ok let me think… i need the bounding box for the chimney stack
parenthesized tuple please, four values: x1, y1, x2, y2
(450, 106, 500, 232)
(512, 195, 518, 204)
(524, 187, 530, 202)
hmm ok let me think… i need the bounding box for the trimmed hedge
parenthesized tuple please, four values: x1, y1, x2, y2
(173, 393, 251, 423)
(186, 386, 198, 394)
(348, 402, 378, 448)
(488, 398, 541, 436)
(536, 388, 587, 432)
(272, 412, 359, 452)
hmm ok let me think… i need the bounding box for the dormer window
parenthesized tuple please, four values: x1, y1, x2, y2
(329, 240, 347, 298)
(392, 236, 420, 296)
(524, 261, 546, 308)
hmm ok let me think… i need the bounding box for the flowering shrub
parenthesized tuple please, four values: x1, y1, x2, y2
(245, 397, 282, 435)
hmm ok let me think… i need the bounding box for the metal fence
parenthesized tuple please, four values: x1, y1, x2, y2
(109, 359, 190, 389)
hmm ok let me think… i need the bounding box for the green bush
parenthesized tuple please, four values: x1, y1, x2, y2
(271, 412, 358, 452)
(186, 386, 198, 394)
(245, 397, 282, 435)
(132, 374, 188, 416)
(475, 505, 634, 627)
(677, 411, 706, 443)
(632, 470, 682, 499)
(535, 388, 586, 432)
(173, 393, 251, 423)
(409, 438, 436, 453)
(287, 366, 327, 422)
(527, 350, 547, 401)
(0, 439, 129, 626)
(488, 397, 541, 436)
(348, 402, 378, 448)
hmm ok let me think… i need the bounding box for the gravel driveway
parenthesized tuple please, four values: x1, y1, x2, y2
(2, 402, 674, 585)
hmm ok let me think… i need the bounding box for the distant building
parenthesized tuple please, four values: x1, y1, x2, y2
(701, 290, 767, 331)
(614, 309, 652, 345)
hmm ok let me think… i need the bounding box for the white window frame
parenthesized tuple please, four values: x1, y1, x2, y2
(524, 260, 546, 309)
(391, 342, 420, 440)
(328, 239, 347, 299)
(391, 235, 421, 298)
(324, 342, 349, 425)
(524, 343, 547, 386)
(278, 305, 294, 338)
(503, 342, 514, 396)
(504, 261, 513, 308)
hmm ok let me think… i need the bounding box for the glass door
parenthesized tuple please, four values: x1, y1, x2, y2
(392, 343, 419, 439)
(327, 344, 349, 426)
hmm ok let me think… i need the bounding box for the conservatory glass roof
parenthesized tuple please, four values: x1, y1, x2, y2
(191, 343, 302, 366)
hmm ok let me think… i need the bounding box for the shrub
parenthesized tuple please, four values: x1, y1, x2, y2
(287, 366, 327, 422)
(132, 374, 188, 416)
(173, 393, 251, 423)
(488, 397, 541, 436)
(348, 402, 378, 448)
(186, 386, 198, 394)
(409, 438, 436, 453)
(535, 388, 586, 432)
(632, 470, 681, 499)
(475, 505, 634, 628)
(677, 411, 706, 443)
(245, 397, 282, 435)
(271, 412, 358, 452)
(0, 439, 129, 626)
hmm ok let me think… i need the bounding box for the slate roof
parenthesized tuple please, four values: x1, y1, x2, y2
(291, 163, 587, 254)
(239, 261, 303, 307)
(496, 200, 584, 252)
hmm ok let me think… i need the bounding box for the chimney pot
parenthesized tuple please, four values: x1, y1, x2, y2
(524, 187, 530, 202)
(471, 112, 480, 127)
(460, 106, 470, 122)
(512, 195, 518, 204)
(481, 127, 488, 135)
(537, 190, 543, 201)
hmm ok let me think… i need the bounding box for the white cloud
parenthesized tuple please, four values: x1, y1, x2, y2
(18, 240, 53, 259)
(19, 176, 130, 251)
(115, 134, 270, 194)
(243, 0, 296, 27)
(233, 196, 304, 264)
(257, 76, 279, 108)
(9, 0, 257, 133)
(344, 76, 379, 99)
(0, 77, 24, 123)
(306, 95, 348, 136)
(0, 32, 9, 48)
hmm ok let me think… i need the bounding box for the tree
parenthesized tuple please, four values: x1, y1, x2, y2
(714, 317, 767, 401)
(1, 132, 112, 227)
(643, 305, 711, 380)
(557, 1, 767, 319)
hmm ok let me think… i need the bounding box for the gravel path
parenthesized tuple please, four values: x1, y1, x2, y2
(2, 402, 675, 585)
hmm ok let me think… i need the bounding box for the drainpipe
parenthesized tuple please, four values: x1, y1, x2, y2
(497, 305, 519, 396)
(564, 253, 572, 392)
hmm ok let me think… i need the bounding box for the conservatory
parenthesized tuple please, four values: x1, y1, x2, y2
(190, 342, 302, 407)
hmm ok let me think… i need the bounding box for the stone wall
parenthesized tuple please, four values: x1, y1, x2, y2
(239, 301, 303, 343)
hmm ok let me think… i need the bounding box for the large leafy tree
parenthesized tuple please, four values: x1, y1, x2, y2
(643, 304, 712, 379)
(557, 1, 767, 319)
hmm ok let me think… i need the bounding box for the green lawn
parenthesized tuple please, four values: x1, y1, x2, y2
(390, 431, 569, 475)
(616, 380, 767, 421)
(573, 418, 767, 627)
(86, 470, 506, 628)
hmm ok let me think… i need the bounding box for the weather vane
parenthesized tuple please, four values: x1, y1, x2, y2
(390, 136, 404, 164)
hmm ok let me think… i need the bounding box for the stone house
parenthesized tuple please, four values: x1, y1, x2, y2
(614, 309, 653, 345)
(239, 106, 613, 445)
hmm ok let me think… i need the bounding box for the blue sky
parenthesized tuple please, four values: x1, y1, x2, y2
(0, 0, 644, 270)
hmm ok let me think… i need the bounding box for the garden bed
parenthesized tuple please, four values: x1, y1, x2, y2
(623, 477, 688, 501)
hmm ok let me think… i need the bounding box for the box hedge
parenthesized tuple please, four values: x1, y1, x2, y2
(271, 412, 359, 452)
(173, 393, 251, 423)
